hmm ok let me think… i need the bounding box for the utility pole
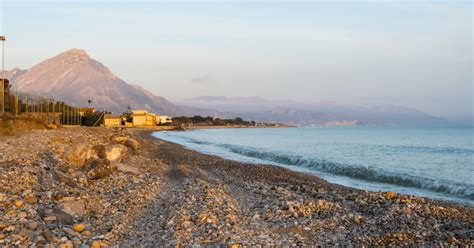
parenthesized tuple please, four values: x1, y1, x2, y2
(1, 35, 5, 116)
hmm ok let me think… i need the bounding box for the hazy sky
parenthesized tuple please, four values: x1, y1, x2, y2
(1, 1, 472, 118)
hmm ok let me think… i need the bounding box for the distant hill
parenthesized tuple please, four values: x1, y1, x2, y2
(192, 96, 268, 103)
(178, 96, 446, 125)
(6, 49, 218, 116)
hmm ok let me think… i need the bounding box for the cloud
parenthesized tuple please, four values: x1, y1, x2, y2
(190, 74, 211, 85)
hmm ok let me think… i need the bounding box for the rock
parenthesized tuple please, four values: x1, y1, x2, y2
(44, 215, 57, 222)
(86, 159, 113, 180)
(58, 200, 86, 217)
(46, 124, 58, 129)
(92, 145, 107, 159)
(124, 138, 140, 151)
(19, 228, 34, 241)
(72, 224, 85, 233)
(42, 228, 55, 243)
(106, 145, 128, 162)
(111, 136, 128, 143)
(448, 236, 456, 243)
(354, 215, 361, 224)
(62, 240, 74, 248)
(15, 200, 24, 208)
(28, 222, 39, 230)
(92, 240, 101, 248)
(116, 164, 140, 175)
(65, 141, 94, 168)
(42, 208, 74, 225)
(386, 191, 396, 200)
(82, 230, 92, 237)
(17, 212, 27, 219)
(24, 196, 38, 204)
(198, 213, 207, 223)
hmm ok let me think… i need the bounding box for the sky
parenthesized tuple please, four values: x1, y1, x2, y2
(0, 0, 472, 118)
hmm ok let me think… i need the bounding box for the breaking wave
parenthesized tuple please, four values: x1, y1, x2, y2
(179, 136, 474, 200)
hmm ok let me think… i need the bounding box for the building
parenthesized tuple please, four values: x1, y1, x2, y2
(131, 110, 156, 126)
(78, 108, 96, 116)
(156, 115, 172, 125)
(104, 114, 122, 127)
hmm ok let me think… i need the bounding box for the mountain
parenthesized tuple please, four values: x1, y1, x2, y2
(192, 96, 268, 103)
(178, 96, 445, 125)
(4, 67, 28, 82)
(6, 49, 217, 116)
(5, 49, 445, 125)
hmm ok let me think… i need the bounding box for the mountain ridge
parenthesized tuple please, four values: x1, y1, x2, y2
(178, 96, 445, 125)
(5, 49, 446, 125)
(6, 48, 217, 116)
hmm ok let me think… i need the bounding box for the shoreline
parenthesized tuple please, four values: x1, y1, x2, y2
(187, 124, 295, 129)
(151, 128, 473, 206)
(0, 127, 472, 246)
(144, 129, 473, 209)
(132, 129, 473, 245)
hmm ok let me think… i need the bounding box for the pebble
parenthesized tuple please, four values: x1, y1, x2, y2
(73, 224, 85, 233)
(15, 200, 24, 208)
(44, 216, 57, 222)
(0, 127, 472, 247)
(28, 222, 39, 230)
(17, 212, 27, 219)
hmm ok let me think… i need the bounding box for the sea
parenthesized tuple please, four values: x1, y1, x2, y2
(153, 126, 474, 206)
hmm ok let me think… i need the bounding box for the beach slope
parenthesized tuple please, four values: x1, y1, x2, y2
(0, 127, 472, 246)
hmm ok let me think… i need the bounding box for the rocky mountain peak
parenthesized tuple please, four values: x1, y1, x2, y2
(62, 48, 89, 57)
(6, 49, 191, 115)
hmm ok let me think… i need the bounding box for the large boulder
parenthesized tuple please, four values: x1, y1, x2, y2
(124, 138, 140, 151)
(58, 200, 86, 217)
(64, 141, 94, 168)
(38, 207, 74, 225)
(111, 136, 140, 151)
(111, 136, 128, 143)
(92, 144, 107, 159)
(86, 159, 113, 180)
(106, 145, 128, 162)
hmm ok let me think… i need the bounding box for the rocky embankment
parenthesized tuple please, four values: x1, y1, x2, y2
(0, 127, 165, 247)
(0, 127, 473, 246)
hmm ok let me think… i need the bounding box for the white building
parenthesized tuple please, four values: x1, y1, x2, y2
(156, 115, 172, 125)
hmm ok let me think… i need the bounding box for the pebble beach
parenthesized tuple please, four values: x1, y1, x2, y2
(0, 127, 472, 246)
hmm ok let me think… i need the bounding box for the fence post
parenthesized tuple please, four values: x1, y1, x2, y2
(25, 92, 28, 114)
(68, 105, 71, 125)
(60, 102, 63, 124)
(14, 85, 18, 116)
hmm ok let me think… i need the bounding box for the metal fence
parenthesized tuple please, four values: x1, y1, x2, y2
(0, 84, 83, 125)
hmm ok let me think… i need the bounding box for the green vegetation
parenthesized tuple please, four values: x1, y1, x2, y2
(172, 115, 256, 126)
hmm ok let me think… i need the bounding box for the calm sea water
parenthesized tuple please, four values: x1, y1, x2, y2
(153, 126, 474, 205)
